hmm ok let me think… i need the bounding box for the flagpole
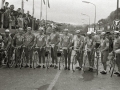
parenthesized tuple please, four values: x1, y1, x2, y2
(32, 0, 34, 31)
(45, 0, 48, 32)
(21, 0, 24, 29)
(40, 0, 42, 21)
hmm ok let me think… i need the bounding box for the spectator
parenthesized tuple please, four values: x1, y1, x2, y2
(17, 13, 23, 28)
(3, 2, 9, 12)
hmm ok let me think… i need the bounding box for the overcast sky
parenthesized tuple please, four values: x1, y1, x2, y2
(2, 0, 118, 25)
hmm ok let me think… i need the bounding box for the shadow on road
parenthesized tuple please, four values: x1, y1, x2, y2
(37, 84, 57, 90)
(82, 71, 95, 81)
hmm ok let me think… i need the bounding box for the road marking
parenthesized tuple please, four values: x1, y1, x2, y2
(47, 69, 62, 90)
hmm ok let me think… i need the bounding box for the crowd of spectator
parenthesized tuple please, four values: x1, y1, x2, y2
(0, 2, 40, 31)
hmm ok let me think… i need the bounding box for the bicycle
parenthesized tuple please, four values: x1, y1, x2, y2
(20, 46, 26, 69)
(72, 48, 81, 72)
(57, 47, 65, 70)
(9, 48, 16, 68)
(94, 48, 100, 75)
(45, 45, 51, 69)
(32, 46, 39, 69)
(110, 53, 116, 77)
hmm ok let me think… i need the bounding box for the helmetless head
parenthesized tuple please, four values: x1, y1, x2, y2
(19, 28, 23, 35)
(87, 32, 92, 38)
(114, 31, 119, 38)
(39, 27, 44, 34)
(27, 27, 32, 34)
(76, 30, 80, 37)
(101, 32, 105, 39)
(5, 2, 9, 7)
(64, 29, 69, 35)
(5, 29, 10, 36)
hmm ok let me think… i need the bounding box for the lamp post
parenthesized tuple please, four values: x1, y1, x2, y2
(82, 1, 96, 31)
(81, 13, 90, 31)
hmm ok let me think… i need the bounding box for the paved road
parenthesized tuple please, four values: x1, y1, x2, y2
(0, 33, 120, 90)
(0, 64, 120, 90)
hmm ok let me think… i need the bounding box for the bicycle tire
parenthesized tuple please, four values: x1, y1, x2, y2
(9, 53, 15, 68)
(72, 55, 76, 72)
(33, 52, 38, 69)
(20, 52, 25, 69)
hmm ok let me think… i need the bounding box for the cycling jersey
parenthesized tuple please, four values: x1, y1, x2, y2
(86, 37, 93, 51)
(24, 33, 35, 47)
(93, 35, 101, 43)
(49, 33, 60, 45)
(101, 38, 109, 51)
(61, 34, 72, 47)
(13, 33, 24, 47)
(36, 34, 46, 47)
(74, 36, 84, 49)
(3, 34, 12, 49)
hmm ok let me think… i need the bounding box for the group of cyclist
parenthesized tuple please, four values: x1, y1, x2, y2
(0, 26, 120, 77)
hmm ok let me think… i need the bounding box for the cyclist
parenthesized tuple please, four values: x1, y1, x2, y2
(49, 27, 60, 69)
(85, 32, 94, 71)
(61, 29, 73, 70)
(113, 31, 120, 77)
(35, 27, 46, 68)
(73, 30, 84, 70)
(13, 28, 24, 68)
(24, 27, 35, 68)
(100, 32, 109, 74)
(0, 29, 12, 67)
(0, 32, 4, 67)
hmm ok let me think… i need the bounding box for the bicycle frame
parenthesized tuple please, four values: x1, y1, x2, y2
(20, 47, 26, 69)
(9, 48, 16, 68)
(58, 48, 65, 70)
(111, 53, 116, 77)
(94, 48, 100, 75)
(45, 46, 51, 69)
(33, 47, 39, 69)
(72, 49, 80, 72)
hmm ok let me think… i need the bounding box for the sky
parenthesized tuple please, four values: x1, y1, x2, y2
(1, 0, 118, 25)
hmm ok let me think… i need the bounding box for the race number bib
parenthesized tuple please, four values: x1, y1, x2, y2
(26, 36, 32, 41)
(38, 36, 44, 41)
(64, 36, 69, 42)
(18, 36, 24, 41)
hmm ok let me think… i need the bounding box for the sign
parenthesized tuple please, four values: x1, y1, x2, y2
(112, 19, 120, 30)
(113, 19, 120, 26)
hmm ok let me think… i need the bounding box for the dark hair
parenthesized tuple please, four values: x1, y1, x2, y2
(5, 2, 9, 4)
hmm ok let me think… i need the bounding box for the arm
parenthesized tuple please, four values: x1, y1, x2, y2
(68, 35, 73, 48)
(6, 36, 12, 50)
(41, 36, 46, 47)
(55, 34, 60, 46)
(32, 35, 36, 48)
(0, 33, 4, 37)
(102, 39, 109, 52)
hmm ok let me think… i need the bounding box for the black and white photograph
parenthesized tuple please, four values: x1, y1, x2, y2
(0, 0, 120, 90)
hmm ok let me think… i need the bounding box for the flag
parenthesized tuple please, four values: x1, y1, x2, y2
(43, 0, 45, 4)
(48, 0, 50, 8)
(2, 0, 5, 4)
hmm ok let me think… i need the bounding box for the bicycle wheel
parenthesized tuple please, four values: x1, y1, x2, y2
(9, 53, 15, 68)
(33, 52, 38, 69)
(20, 52, 25, 69)
(45, 51, 49, 69)
(72, 55, 76, 72)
